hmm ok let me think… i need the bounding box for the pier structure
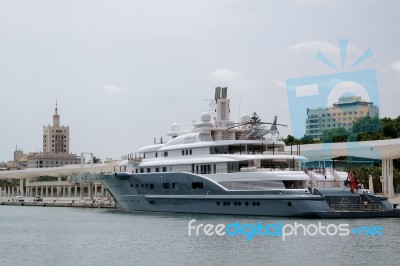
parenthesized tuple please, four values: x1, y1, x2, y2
(0, 161, 122, 200)
(0, 177, 106, 199)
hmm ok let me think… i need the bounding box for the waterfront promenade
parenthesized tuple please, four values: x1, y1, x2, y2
(0, 196, 116, 209)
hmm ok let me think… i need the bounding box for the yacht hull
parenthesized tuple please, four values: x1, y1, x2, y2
(94, 172, 400, 218)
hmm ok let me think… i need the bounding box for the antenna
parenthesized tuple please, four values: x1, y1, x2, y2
(238, 87, 242, 121)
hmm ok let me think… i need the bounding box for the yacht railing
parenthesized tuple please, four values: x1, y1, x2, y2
(199, 136, 214, 142)
(128, 157, 143, 164)
(111, 165, 305, 175)
(330, 203, 385, 212)
(210, 135, 236, 141)
(313, 180, 343, 188)
(210, 150, 291, 155)
(238, 167, 298, 172)
(209, 134, 283, 141)
(178, 167, 302, 175)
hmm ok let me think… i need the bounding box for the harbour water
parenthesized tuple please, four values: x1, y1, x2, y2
(1, 206, 400, 266)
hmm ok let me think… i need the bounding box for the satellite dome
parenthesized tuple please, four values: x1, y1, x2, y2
(201, 112, 211, 122)
(170, 123, 181, 131)
(240, 114, 251, 124)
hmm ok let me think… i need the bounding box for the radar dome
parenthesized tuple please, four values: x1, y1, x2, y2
(240, 114, 251, 124)
(201, 112, 211, 122)
(170, 123, 181, 131)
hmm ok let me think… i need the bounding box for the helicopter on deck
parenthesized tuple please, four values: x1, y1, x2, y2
(226, 114, 287, 140)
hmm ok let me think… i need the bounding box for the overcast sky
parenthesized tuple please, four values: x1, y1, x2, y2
(1, 0, 399, 162)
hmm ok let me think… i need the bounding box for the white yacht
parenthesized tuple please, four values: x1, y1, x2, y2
(93, 87, 399, 217)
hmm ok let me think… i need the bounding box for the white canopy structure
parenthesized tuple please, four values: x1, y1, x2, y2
(298, 138, 400, 161)
(0, 163, 113, 180)
(296, 138, 400, 199)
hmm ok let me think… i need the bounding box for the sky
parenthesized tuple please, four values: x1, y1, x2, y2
(1, 0, 400, 162)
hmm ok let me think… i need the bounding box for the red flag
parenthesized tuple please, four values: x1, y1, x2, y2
(348, 171, 356, 193)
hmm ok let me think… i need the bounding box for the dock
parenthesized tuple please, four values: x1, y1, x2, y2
(0, 197, 116, 209)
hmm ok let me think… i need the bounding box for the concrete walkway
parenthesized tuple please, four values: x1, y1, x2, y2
(0, 196, 116, 208)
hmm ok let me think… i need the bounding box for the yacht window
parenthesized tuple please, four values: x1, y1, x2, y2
(162, 167, 167, 172)
(156, 167, 160, 172)
(147, 168, 151, 173)
(155, 153, 158, 158)
(172, 183, 178, 189)
(192, 182, 204, 189)
(140, 168, 144, 173)
(200, 165, 205, 174)
(186, 150, 188, 155)
(228, 162, 240, 173)
(200, 165, 211, 174)
(163, 183, 170, 189)
(135, 169, 138, 173)
(182, 150, 184, 156)
(149, 184, 154, 189)
(190, 149, 192, 155)
(164, 152, 168, 157)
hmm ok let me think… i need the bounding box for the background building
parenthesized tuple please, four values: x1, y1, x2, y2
(43, 103, 70, 154)
(14, 148, 24, 162)
(28, 104, 81, 168)
(306, 96, 379, 140)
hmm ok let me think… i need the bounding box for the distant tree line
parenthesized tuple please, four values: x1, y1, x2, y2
(353, 166, 400, 193)
(284, 115, 400, 145)
(0, 179, 20, 187)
